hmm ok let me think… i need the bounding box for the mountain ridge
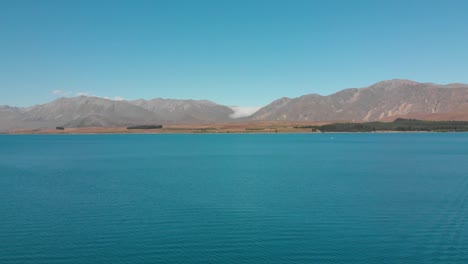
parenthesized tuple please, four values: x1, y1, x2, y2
(250, 79, 468, 122)
(2, 79, 468, 131)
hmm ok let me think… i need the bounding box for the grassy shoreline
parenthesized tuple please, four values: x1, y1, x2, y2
(5, 119, 468, 135)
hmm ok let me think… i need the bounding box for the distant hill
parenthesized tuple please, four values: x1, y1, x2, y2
(1, 79, 468, 131)
(250, 79, 468, 122)
(0, 97, 232, 131)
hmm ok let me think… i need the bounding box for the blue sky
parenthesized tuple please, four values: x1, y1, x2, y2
(1, 0, 468, 107)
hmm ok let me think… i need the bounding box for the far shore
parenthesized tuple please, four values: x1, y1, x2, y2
(5, 119, 468, 135)
(4, 122, 327, 135)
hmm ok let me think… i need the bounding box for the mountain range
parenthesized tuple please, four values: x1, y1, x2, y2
(2, 79, 468, 131)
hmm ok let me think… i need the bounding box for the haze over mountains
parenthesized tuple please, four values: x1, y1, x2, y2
(1, 79, 468, 131)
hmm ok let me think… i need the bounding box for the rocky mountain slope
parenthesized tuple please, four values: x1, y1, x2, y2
(250, 79, 468, 122)
(128, 98, 233, 123)
(0, 97, 233, 131)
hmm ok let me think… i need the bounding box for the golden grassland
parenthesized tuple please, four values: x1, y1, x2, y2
(8, 121, 328, 135)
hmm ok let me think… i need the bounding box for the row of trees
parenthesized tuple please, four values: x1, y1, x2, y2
(308, 119, 468, 132)
(127, 125, 163, 130)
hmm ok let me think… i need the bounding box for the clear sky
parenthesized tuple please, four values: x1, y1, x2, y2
(1, 0, 468, 107)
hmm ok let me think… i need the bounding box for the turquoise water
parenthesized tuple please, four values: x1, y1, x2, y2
(1, 134, 468, 263)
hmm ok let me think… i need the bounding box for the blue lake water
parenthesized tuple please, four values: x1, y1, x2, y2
(1, 133, 468, 263)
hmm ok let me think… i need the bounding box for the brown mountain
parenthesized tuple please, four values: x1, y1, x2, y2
(0, 96, 233, 131)
(2, 79, 468, 132)
(128, 98, 233, 123)
(249, 79, 468, 122)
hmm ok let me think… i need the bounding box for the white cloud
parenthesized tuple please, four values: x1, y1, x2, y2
(229, 106, 262, 118)
(50, 89, 125, 102)
(51, 89, 72, 96)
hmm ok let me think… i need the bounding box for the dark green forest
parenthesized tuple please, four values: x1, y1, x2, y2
(302, 119, 468, 132)
(127, 125, 163, 130)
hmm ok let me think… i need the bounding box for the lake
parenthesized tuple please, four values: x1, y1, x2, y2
(1, 134, 468, 263)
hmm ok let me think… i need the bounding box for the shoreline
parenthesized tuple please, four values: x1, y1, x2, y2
(2, 130, 465, 135)
(2, 122, 324, 135)
(4, 119, 468, 135)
